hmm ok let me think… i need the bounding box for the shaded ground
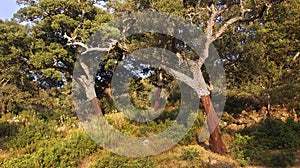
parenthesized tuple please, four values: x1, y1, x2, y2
(294, 150, 300, 168)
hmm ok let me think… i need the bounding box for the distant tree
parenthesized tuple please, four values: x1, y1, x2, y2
(15, 0, 112, 87)
(220, 0, 299, 112)
(0, 20, 34, 114)
(13, 0, 113, 116)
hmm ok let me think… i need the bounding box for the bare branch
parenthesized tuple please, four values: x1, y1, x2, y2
(63, 33, 118, 55)
(211, 16, 242, 42)
(197, 38, 210, 65)
(217, 4, 228, 17)
(205, 4, 218, 38)
(1, 78, 10, 89)
(293, 52, 299, 61)
(210, 0, 251, 42)
(160, 64, 210, 96)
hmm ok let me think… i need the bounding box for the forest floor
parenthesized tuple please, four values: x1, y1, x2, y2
(0, 107, 299, 167)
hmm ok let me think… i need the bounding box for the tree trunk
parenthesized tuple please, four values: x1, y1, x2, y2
(154, 72, 163, 111)
(91, 97, 104, 117)
(201, 95, 226, 155)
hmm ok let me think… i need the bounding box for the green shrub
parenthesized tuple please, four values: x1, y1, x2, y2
(1, 130, 97, 167)
(1, 154, 36, 168)
(0, 121, 19, 138)
(180, 149, 199, 161)
(64, 130, 98, 158)
(225, 90, 262, 115)
(253, 118, 300, 150)
(34, 130, 97, 167)
(232, 118, 300, 167)
(266, 151, 295, 167)
(91, 154, 154, 168)
(2, 119, 57, 150)
(230, 134, 251, 166)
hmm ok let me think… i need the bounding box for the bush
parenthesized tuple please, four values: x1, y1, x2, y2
(266, 151, 295, 167)
(231, 118, 300, 167)
(91, 153, 154, 168)
(1, 130, 97, 167)
(2, 119, 57, 150)
(1, 154, 36, 168)
(179, 127, 197, 145)
(180, 149, 199, 161)
(253, 118, 300, 150)
(35, 130, 97, 167)
(225, 90, 262, 116)
(230, 134, 252, 166)
(0, 121, 19, 138)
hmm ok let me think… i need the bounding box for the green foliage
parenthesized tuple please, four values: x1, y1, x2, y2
(34, 130, 97, 167)
(179, 127, 197, 146)
(0, 121, 19, 138)
(266, 151, 295, 167)
(1, 130, 97, 167)
(232, 118, 300, 167)
(1, 154, 36, 168)
(223, 0, 299, 112)
(0, 0, 299, 167)
(225, 90, 262, 115)
(180, 149, 199, 161)
(0, 20, 34, 114)
(129, 78, 155, 109)
(230, 134, 252, 166)
(2, 119, 57, 150)
(13, 0, 112, 87)
(90, 153, 154, 168)
(269, 84, 300, 112)
(253, 118, 300, 150)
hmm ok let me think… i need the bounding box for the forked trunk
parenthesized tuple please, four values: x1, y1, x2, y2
(201, 95, 226, 155)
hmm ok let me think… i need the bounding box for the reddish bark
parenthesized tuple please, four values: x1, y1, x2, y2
(201, 95, 226, 155)
(91, 97, 104, 117)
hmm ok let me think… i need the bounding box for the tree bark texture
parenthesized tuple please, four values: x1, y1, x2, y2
(201, 95, 226, 154)
(91, 97, 104, 117)
(154, 72, 163, 111)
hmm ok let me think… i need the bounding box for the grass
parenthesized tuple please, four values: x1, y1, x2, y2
(1, 107, 300, 167)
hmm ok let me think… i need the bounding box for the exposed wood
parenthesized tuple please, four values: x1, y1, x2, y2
(201, 95, 226, 155)
(91, 97, 104, 117)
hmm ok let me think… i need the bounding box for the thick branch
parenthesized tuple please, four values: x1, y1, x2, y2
(210, 0, 252, 42)
(160, 65, 195, 89)
(160, 65, 210, 96)
(217, 4, 228, 17)
(206, 4, 218, 38)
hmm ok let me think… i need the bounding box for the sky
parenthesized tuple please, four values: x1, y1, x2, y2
(0, 1, 20, 20)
